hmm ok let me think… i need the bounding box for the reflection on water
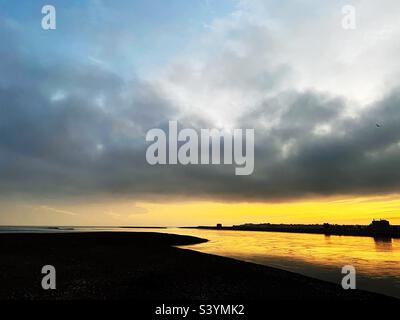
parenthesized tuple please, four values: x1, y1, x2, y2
(145, 228, 400, 298)
(374, 237, 393, 252)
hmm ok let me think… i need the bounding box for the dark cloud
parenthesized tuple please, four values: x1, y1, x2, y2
(1, 18, 400, 202)
(237, 89, 400, 200)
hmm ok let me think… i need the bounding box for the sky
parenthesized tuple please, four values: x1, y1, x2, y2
(1, 0, 400, 226)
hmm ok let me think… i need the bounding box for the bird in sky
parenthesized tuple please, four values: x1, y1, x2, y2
(376, 123, 382, 128)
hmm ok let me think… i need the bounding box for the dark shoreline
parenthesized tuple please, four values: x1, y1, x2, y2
(184, 223, 400, 239)
(0, 232, 395, 301)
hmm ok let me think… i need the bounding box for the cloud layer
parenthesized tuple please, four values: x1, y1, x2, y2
(1, 1, 400, 203)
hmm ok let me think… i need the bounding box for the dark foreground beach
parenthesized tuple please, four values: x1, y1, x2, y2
(0, 232, 394, 300)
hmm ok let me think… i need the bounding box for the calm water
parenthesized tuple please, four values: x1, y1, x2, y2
(1, 226, 399, 298)
(138, 228, 400, 298)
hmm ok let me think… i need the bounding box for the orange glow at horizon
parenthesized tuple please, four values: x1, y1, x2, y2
(2, 194, 400, 226)
(137, 194, 400, 226)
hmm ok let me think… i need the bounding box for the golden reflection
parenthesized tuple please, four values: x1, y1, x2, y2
(156, 228, 400, 278)
(129, 227, 400, 297)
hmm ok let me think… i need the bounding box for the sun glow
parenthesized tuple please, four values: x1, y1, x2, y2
(129, 194, 400, 227)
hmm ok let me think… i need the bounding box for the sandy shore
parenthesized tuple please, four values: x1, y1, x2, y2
(0, 232, 394, 300)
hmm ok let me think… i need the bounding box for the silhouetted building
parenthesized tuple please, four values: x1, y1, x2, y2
(369, 219, 390, 234)
(370, 219, 390, 228)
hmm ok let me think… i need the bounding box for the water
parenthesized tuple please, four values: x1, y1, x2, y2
(1, 226, 399, 298)
(169, 228, 400, 298)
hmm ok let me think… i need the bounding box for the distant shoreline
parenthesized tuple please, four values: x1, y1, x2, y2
(183, 221, 400, 238)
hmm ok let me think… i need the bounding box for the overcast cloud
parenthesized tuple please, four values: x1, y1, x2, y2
(1, 0, 400, 203)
